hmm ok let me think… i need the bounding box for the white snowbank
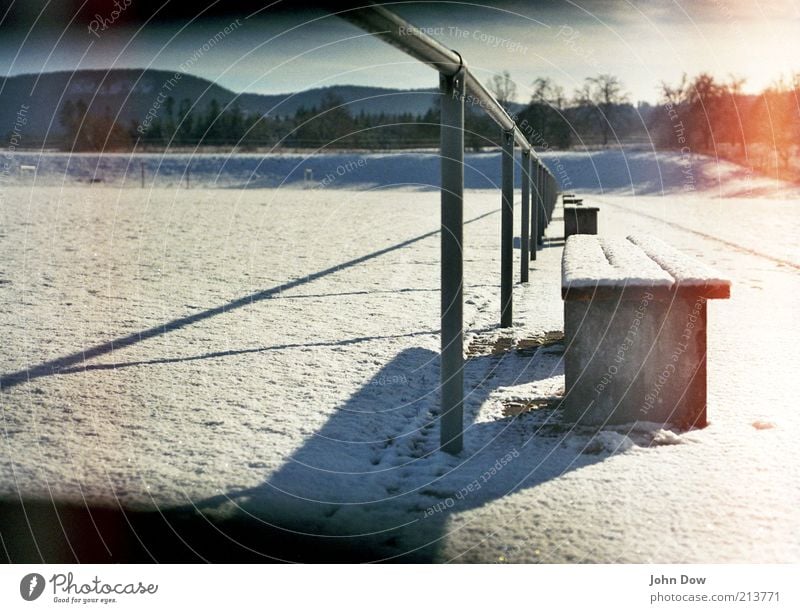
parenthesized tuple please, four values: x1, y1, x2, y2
(3, 147, 798, 195)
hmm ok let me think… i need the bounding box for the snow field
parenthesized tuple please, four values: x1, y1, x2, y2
(1, 148, 798, 562)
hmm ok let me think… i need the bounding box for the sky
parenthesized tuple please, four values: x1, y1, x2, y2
(0, 1, 798, 103)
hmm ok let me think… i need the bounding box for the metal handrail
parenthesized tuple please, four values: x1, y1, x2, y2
(338, 5, 463, 75)
(338, 3, 555, 167)
(336, 2, 560, 454)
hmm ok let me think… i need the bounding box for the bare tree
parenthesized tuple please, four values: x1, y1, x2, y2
(659, 73, 690, 108)
(574, 74, 629, 146)
(531, 77, 567, 109)
(487, 70, 517, 112)
(718, 74, 747, 156)
(759, 74, 800, 169)
(686, 72, 723, 150)
(522, 77, 571, 148)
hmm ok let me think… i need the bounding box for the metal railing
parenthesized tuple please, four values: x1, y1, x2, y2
(337, 3, 559, 454)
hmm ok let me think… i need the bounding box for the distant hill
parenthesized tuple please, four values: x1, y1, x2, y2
(0, 69, 465, 143)
(240, 84, 445, 118)
(1, 69, 229, 142)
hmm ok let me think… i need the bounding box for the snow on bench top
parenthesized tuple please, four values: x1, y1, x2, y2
(562, 235, 672, 299)
(628, 235, 731, 297)
(562, 234, 730, 300)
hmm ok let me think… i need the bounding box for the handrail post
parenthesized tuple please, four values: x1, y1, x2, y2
(500, 128, 514, 328)
(520, 149, 530, 282)
(534, 163, 543, 248)
(439, 69, 465, 455)
(538, 166, 546, 247)
(336, 4, 565, 454)
(542, 174, 547, 230)
(530, 160, 538, 260)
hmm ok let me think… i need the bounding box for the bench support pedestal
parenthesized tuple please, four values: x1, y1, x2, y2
(564, 206, 599, 239)
(564, 292, 709, 429)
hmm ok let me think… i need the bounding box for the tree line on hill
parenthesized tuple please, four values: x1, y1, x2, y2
(52, 71, 799, 179)
(653, 72, 799, 175)
(496, 71, 799, 178)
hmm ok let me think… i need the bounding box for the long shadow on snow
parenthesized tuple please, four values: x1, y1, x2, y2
(0, 210, 497, 390)
(0, 344, 613, 563)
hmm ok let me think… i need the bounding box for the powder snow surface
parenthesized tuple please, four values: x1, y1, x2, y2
(1, 149, 798, 562)
(628, 234, 731, 289)
(562, 235, 674, 290)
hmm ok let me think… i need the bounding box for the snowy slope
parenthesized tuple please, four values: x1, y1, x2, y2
(4, 147, 798, 195)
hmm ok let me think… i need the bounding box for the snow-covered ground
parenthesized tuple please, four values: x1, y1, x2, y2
(0, 149, 798, 562)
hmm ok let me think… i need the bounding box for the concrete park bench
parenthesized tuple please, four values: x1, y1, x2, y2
(561, 234, 730, 429)
(563, 197, 583, 205)
(563, 205, 599, 238)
